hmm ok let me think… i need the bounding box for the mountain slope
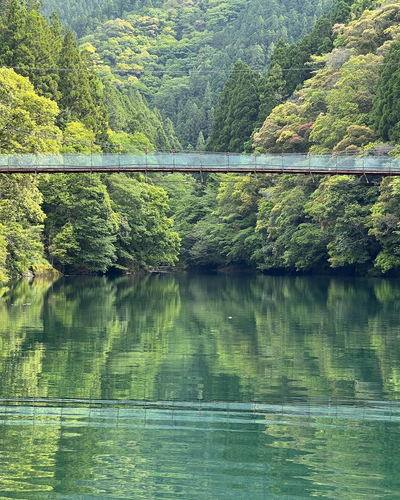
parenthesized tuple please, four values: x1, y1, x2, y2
(43, 0, 332, 147)
(253, 0, 399, 153)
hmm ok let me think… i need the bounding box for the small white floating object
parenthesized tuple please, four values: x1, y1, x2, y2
(228, 316, 233, 319)
(22, 303, 31, 306)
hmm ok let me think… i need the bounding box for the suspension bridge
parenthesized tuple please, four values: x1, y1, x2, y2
(1, 151, 400, 175)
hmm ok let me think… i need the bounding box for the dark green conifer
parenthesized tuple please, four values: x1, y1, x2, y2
(0, 0, 60, 99)
(372, 41, 400, 143)
(207, 61, 261, 152)
(57, 30, 92, 125)
(58, 30, 108, 141)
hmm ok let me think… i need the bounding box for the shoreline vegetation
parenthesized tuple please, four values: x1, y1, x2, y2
(2, 0, 400, 283)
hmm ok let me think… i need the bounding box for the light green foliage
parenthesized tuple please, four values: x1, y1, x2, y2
(309, 53, 380, 151)
(255, 175, 322, 271)
(40, 174, 119, 273)
(161, 174, 223, 267)
(253, 102, 307, 153)
(370, 177, 400, 273)
(0, 0, 61, 101)
(0, 174, 47, 279)
(215, 175, 267, 265)
(162, 169, 387, 276)
(163, 173, 270, 269)
(0, 69, 60, 281)
(104, 82, 174, 150)
(254, 174, 380, 274)
(1, 0, 400, 279)
(65, 0, 332, 146)
(0, 0, 110, 142)
(247, 0, 400, 277)
(104, 84, 176, 150)
(247, 164, 400, 276)
(61, 121, 102, 153)
(108, 130, 155, 151)
(253, 62, 339, 152)
(341, 0, 400, 54)
(334, 124, 375, 152)
(257, 0, 358, 114)
(255, 0, 400, 153)
(0, 68, 60, 153)
(306, 175, 378, 268)
(106, 173, 180, 267)
(254, 52, 380, 153)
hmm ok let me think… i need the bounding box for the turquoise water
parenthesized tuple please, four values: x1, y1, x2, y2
(1, 274, 400, 498)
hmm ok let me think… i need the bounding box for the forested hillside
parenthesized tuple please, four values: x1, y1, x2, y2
(167, 0, 400, 277)
(0, 1, 181, 282)
(3, 0, 400, 281)
(43, 0, 332, 148)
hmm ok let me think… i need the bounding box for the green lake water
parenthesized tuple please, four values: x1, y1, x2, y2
(1, 273, 400, 498)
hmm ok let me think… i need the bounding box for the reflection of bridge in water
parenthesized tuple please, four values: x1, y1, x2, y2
(2, 152, 400, 175)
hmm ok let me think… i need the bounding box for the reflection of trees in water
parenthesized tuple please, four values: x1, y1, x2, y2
(1, 274, 400, 402)
(1, 274, 400, 498)
(0, 275, 181, 401)
(0, 277, 58, 398)
(165, 274, 394, 402)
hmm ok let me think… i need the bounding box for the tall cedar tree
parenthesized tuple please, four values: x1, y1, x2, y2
(0, 0, 60, 100)
(58, 30, 108, 141)
(0, 1, 108, 142)
(267, 0, 354, 98)
(207, 0, 355, 155)
(207, 61, 261, 152)
(372, 41, 400, 143)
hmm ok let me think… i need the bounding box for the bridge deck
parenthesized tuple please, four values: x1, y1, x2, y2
(0, 152, 399, 175)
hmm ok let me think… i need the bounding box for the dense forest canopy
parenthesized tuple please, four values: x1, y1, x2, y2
(42, 0, 333, 148)
(2, 0, 400, 280)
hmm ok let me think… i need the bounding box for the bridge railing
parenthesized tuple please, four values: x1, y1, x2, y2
(1, 152, 400, 173)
